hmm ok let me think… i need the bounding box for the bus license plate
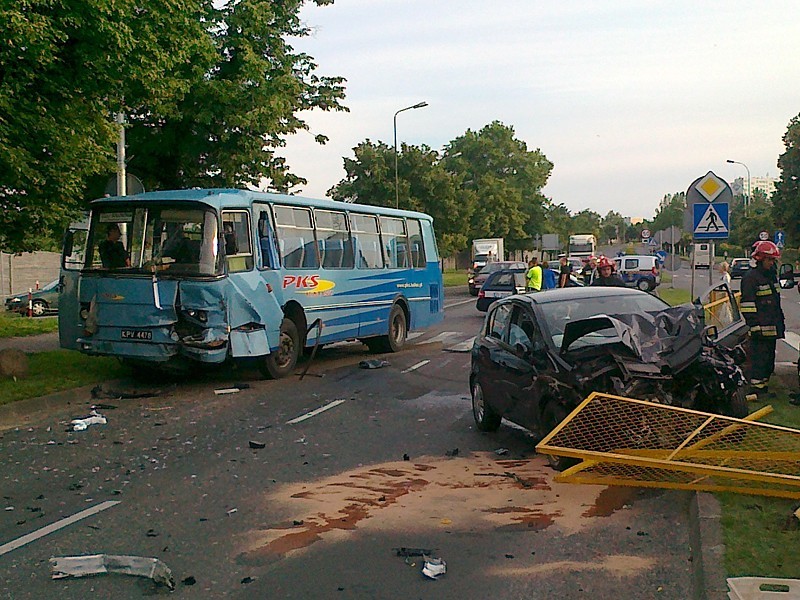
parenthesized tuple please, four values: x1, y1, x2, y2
(121, 329, 152, 341)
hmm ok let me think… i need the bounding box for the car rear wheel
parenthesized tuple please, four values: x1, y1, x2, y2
(637, 278, 652, 291)
(31, 300, 47, 316)
(541, 401, 578, 471)
(261, 318, 300, 379)
(472, 381, 501, 432)
(725, 387, 749, 419)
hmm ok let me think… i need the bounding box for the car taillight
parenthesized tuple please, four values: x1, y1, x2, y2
(478, 290, 485, 299)
(652, 266, 658, 275)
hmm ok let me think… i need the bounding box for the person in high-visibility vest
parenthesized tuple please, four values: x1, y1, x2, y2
(525, 258, 542, 292)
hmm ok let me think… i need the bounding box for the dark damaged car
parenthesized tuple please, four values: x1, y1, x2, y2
(469, 287, 749, 467)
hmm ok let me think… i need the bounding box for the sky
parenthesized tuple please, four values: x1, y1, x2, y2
(277, 0, 800, 220)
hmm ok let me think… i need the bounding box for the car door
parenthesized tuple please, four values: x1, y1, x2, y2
(58, 219, 89, 350)
(502, 303, 554, 430)
(474, 302, 515, 416)
(699, 282, 748, 348)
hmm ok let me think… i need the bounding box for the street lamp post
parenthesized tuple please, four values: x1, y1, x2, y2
(394, 101, 428, 208)
(726, 159, 750, 215)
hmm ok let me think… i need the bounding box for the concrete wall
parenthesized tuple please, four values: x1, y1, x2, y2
(0, 252, 61, 300)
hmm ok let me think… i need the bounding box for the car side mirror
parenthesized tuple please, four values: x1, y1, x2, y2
(704, 325, 718, 341)
(780, 279, 797, 289)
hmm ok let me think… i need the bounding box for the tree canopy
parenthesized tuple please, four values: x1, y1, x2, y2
(0, 0, 346, 252)
(773, 113, 800, 243)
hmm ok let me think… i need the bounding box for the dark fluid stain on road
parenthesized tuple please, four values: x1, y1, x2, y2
(485, 506, 556, 531)
(582, 485, 638, 517)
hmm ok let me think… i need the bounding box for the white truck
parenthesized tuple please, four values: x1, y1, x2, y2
(568, 234, 597, 259)
(470, 238, 504, 274)
(693, 242, 711, 269)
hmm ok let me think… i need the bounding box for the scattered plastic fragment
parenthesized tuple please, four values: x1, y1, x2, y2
(403, 454, 410, 461)
(495, 448, 509, 456)
(359, 359, 389, 369)
(241, 576, 254, 584)
(394, 547, 433, 558)
(50, 554, 174, 590)
(226, 508, 238, 515)
(70, 411, 107, 432)
(421, 556, 447, 580)
(215, 388, 240, 395)
(91, 385, 162, 400)
(249, 440, 266, 449)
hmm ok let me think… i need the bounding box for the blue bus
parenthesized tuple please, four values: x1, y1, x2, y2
(59, 189, 444, 377)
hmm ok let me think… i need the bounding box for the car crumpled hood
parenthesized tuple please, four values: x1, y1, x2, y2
(560, 304, 704, 372)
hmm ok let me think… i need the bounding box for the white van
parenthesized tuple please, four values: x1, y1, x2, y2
(693, 243, 711, 269)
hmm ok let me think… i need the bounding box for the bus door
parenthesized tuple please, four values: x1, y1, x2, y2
(222, 209, 282, 357)
(58, 219, 89, 350)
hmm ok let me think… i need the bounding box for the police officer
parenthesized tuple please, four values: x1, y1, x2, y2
(591, 256, 626, 287)
(741, 240, 785, 397)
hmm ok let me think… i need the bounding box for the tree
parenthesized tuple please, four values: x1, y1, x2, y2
(127, 0, 347, 193)
(773, 113, 800, 243)
(328, 141, 471, 257)
(570, 209, 602, 240)
(443, 121, 553, 253)
(600, 211, 626, 244)
(0, 0, 346, 252)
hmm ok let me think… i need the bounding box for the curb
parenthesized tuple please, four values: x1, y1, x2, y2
(689, 492, 728, 600)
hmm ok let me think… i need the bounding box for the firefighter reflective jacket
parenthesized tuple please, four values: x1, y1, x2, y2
(740, 265, 785, 339)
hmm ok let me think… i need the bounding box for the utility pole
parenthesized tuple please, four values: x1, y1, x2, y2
(116, 112, 127, 196)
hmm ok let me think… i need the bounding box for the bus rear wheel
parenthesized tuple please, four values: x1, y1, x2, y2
(366, 304, 407, 353)
(261, 318, 300, 379)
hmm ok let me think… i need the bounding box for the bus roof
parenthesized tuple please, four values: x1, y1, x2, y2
(90, 189, 434, 221)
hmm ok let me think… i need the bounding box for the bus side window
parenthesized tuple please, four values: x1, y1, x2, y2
(257, 212, 274, 269)
(407, 219, 426, 268)
(221, 211, 253, 273)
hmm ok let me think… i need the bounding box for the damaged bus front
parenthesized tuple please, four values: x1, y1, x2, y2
(59, 189, 444, 378)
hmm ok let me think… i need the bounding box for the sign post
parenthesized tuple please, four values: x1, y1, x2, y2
(685, 171, 732, 297)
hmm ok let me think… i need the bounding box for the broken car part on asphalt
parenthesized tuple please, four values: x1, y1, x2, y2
(70, 410, 107, 431)
(50, 554, 174, 590)
(421, 556, 447, 580)
(359, 359, 389, 369)
(537, 392, 800, 499)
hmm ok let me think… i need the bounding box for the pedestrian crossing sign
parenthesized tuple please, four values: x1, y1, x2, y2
(693, 202, 729, 239)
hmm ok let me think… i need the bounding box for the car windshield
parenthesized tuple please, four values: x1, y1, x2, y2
(539, 293, 669, 349)
(86, 204, 221, 276)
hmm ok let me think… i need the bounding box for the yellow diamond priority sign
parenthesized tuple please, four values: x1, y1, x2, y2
(697, 172, 725, 202)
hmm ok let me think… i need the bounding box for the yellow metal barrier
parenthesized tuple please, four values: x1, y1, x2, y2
(703, 290, 741, 332)
(536, 392, 800, 499)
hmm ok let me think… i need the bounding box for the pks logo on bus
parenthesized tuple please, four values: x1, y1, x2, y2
(282, 275, 336, 295)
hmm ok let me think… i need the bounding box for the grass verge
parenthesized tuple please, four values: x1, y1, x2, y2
(0, 351, 126, 406)
(0, 311, 59, 338)
(718, 376, 800, 577)
(443, 269, 466, 287)
(657, 287, 691, 306)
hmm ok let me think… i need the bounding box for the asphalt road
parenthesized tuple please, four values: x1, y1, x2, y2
(0, 287, 696, 599)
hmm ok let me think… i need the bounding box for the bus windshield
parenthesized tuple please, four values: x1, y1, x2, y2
(86, 204, 221, 276)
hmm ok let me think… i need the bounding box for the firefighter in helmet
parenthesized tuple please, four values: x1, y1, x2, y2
(740, 240, 785, 397)
(591, 256, 626, 287)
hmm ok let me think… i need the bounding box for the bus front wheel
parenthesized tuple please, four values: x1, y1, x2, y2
(366, 304, 407, 353)
(261, 318, 300, 379)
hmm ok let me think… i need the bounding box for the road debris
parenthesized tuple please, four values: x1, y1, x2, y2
(494, 448, 509, 456)
(70, 411, 107, 432)
(214, 387, 240, 395)
(248, 440, 266, 449)
(91, 385, 163, 400)
(182, 575, 196, 586)
(393, 547, 434, 558)
(445, 448, 459, 457)
(359, 359, 389, 369)
(50, 554, 175, 590)
(421, 556, 447, 580)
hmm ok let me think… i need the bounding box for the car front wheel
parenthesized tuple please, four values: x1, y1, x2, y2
(472, 380, 501, 432)
(31, 300, 48, 316)
(540, 401, 577, 471)
(637, 278, 652, 291)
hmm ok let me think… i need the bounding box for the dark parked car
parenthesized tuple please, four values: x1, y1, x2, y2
(729, 258, 751, 279)
(476, 269, 584, 312)
(4, 279, 60, 316)
(469, 286, 749, 469)
(468, 261, 527, 296)
(476, 269, 527, 312)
